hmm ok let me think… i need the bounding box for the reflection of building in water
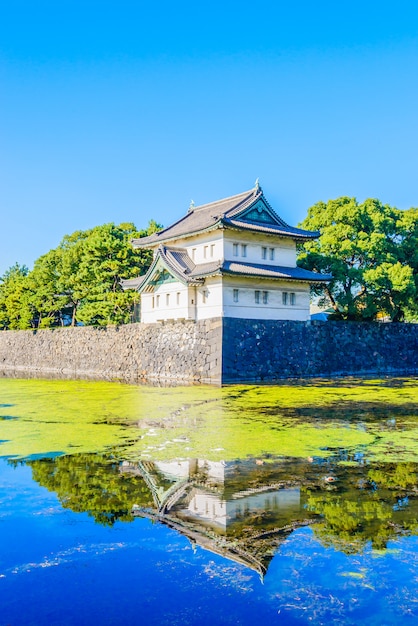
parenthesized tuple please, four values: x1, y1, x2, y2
(121, 458, 315, 577)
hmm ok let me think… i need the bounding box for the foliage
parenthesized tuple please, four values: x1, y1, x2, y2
(29, 454, 154, 525)
(298, 198, 418, 321)
(0, 220, 161, 328)
(306, 462, 418, 552)
(0, 377, 417, 463)
(0, 264, 32, 329)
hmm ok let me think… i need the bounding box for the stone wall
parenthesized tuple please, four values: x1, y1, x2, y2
(0, 319, 222, 384)
(0, 318, 416, 385)
(222, 318, 418, 382)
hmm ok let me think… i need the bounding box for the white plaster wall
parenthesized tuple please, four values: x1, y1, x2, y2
(222, 277, 311, 321)
(162, 231, 224, 265)
(185, 492, 227, 529)
(154, 461, 191, 480)
(195, 276, 223, 320)
(141, 281, 190, 323)
(148, 228, 297, 267)
(142, 276, 310, 322)
(223, 231, 296, 267)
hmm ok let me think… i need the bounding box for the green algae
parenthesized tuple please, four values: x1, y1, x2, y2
(0, 376, 417, 462)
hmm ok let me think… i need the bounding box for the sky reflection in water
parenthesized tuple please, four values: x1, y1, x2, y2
(0, 377, 418, 625)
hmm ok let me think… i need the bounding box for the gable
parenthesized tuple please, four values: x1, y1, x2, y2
(149, 268, 177, 287)
(235, 199, 282, 226)
(139, 257, 186, 293)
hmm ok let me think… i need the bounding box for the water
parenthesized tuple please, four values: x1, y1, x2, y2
(0, 377, 417, 625)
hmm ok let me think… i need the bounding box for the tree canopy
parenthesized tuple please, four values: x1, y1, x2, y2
(0, 220, 161, 329)
(298, 198, 418, 321)
(29, 453, 154, 526)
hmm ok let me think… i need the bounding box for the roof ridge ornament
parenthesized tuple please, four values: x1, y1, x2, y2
(188, 199, 195, 213)
(254, 178, 260, 192)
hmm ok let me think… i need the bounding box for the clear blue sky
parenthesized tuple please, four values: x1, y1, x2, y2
(1, 0, 418, 274)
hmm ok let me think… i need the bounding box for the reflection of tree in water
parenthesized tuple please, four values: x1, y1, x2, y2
(305, 462, 418, 553)
(27, 453, 418, 568)
(29, 453, 154, 526)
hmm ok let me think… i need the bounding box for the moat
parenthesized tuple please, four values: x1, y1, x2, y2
(1, 377, 418, 625)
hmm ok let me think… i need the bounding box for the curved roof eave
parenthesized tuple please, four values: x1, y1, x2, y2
(221, 219, 319, 240)
(221, 271, 330, 284)
(132, 222, 224, 248)
(137, 251, 201, 294)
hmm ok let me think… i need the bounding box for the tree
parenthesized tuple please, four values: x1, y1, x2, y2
(26, 249, 67, 328)
(29, 453, 154, 526)
(0, 264, 32, 329)
(74, 222, 153, 326)
(298, 197, 417, 321)
(0, 219, 160, 330)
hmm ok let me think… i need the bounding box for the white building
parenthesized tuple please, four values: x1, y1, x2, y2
(124, 183, 330, 323)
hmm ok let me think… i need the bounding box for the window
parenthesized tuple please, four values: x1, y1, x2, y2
(241, 244, 247, 257)
(269, 248, 275, 260)
(233, 289, 239, 303)
(210, 244, 215, 257)
(204, 245, 208, 259)
(261, 246, 267, 260)
(152, 296, 155, 309)
(282, 291, 296, 305)
(255, 290, 260, 304)
(176, 292, 181, 305)
(233, 243, 239, 257)
(202, 290, 208, 304)
(166, 293, 170, 306)
(156, 295, 160, 307)
(262, 291, 269, 304)
(192, 248, 197, 260)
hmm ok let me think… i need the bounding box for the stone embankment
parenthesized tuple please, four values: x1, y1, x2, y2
(0, 318, 416, 384)
(222, 319, 418, 382)
(0, 319, 222, 384)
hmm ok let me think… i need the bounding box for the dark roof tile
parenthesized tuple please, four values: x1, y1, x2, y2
(132, 186, 318, 247)
(123, 244, 331, 292)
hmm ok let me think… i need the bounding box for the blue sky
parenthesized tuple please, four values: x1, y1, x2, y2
(1, 1, 418, 274)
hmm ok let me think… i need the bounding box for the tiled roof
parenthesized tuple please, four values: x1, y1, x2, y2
(220, 261, 332, 283)
(120, 276, 146, 289)
(223, 218, 318, 240)
(122, 245, 331, 292)
(160, 246, 204, 284)
(132, 186, 318, 247)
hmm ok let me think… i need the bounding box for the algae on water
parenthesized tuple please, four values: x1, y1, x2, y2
(0, 376, 417, 462)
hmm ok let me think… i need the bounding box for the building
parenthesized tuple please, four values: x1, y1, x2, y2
(123, 182, 331, 323)
(124, 456, 308, 578)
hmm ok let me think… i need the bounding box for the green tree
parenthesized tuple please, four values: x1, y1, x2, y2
(397, 207, 418, 321)
(29, 453, 155, 526)
(0, 263, 32, 329)
(26, 249, 68, 328)
(298, 197, 417, 321)
(56, 221, 159, 326)
(74, 222, 150, 326)
(0, 220, 160, 329)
